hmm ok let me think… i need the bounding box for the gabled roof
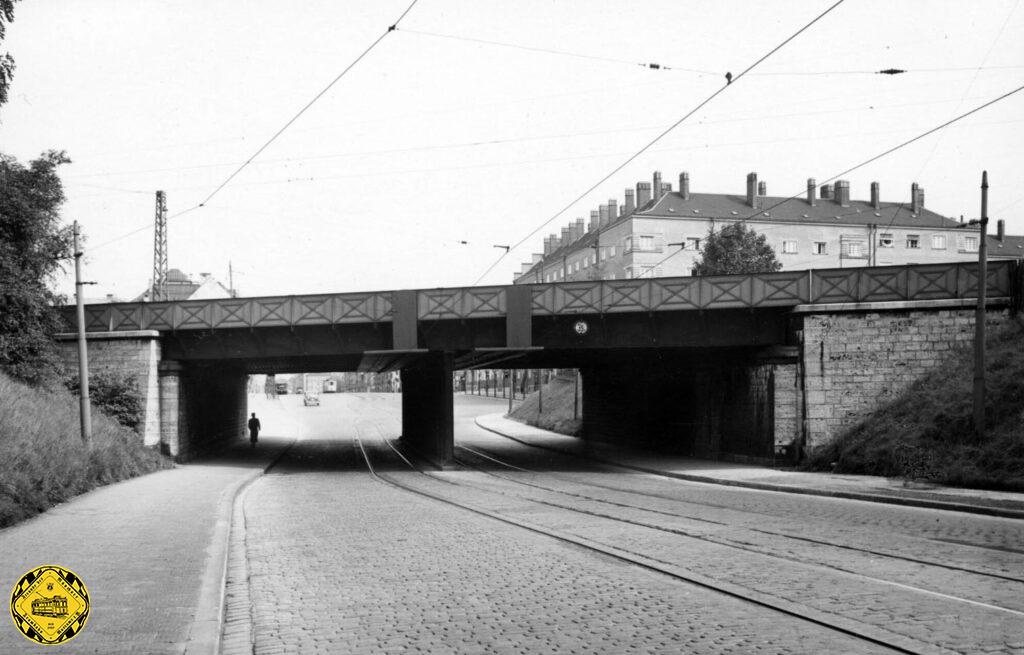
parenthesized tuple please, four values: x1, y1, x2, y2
(989, 234, 1024, 256)
(639, 192, 958, 229)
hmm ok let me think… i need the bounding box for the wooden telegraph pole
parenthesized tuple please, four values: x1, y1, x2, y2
(73, 221, 93, 444)
(973, 172, 989, 439)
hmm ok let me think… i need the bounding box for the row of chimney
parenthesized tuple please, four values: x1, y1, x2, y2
(536, 170, 932, 259)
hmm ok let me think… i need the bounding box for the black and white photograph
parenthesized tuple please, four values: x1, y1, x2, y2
(1, 1, 1022, 653)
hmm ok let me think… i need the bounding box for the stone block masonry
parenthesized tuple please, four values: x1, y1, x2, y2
(798, 306, 1010, 451)
(56, 330, 161, 448)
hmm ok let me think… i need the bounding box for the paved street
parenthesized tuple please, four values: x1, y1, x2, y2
(2, 392, 1022, 654)
(225, 393, 1024, 655)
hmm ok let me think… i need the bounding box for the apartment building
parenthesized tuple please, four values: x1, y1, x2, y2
(514, 171, 1022, 283)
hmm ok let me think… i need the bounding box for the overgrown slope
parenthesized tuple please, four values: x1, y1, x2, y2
(0, 372, 171, 527)
(508, 376, 582, 436)
(806, 319, 1024, 491)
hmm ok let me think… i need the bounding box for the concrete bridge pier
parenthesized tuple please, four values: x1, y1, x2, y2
(400, 352, 455, 467)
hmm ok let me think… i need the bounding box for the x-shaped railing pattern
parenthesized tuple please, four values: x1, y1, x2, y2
(64, 261, 1016, 332)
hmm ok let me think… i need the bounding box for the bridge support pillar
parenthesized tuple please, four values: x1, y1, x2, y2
(159, 361, 247, 462)
(400, 352, 454, 467)
(158, 361, 186, 458)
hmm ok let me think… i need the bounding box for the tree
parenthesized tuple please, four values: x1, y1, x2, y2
(0, 1, 20, 107)
(692, 223, 782, 276)
(0, 150, 74, 384)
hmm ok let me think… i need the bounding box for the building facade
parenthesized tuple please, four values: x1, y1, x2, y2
(514, 171, 1022, 284)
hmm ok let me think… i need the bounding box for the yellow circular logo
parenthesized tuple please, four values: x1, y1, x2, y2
(10, 565, 90, 645)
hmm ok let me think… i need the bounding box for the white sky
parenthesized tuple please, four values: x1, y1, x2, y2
(1, 0, 1022, 300)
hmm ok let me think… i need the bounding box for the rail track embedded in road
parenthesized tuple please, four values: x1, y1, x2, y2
(354, 430, 954, 655)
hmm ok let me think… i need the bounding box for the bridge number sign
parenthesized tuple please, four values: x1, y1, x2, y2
(10, 565, 91, 645)
(573, 319, 589, 336)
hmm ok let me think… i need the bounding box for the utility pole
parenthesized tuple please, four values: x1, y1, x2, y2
(973, 172, 989, 439)
(73, 221, 93, 444)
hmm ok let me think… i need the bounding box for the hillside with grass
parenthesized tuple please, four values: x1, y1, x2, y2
(0, 372, 171, 528)
(508, 375, 582, 436)
(806, 319, 1024, 491)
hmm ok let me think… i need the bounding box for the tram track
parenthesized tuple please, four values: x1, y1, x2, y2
(354, 429, 965, 655)
(454, 441, 1024, 587)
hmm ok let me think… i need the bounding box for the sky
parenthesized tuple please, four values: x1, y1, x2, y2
(1, 0, 1022, 300)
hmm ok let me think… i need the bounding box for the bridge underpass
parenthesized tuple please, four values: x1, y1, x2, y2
(58, 261, 1020, 465)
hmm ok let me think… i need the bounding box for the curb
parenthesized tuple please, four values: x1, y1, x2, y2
(475, 416, 1024, 521)
(182, 440, 298, 655)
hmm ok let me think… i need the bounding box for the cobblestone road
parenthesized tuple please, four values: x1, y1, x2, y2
(223, 394, 1024, 654)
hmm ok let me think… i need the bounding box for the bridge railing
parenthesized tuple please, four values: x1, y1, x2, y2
(61, 260, 1017, 332)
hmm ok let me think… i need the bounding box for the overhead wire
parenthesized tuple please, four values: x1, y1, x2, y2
(638, 81, 1024, 275)
(912, 0, 1020, 180)
(85, 0, 421, 254)
(471, 0, 847, 285)
(397, 27, 718, 75)
(68, 92, 1009, 182)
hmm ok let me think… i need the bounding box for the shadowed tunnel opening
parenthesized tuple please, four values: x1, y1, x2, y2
(167, 342, 798, 468)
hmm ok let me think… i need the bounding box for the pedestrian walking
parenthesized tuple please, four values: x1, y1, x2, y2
(248, 413, 261, 448)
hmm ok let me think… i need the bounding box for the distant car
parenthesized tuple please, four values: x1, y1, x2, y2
(303, 393, 320, 407)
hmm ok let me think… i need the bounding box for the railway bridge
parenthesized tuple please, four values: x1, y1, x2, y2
(57, 261, 1021, 465)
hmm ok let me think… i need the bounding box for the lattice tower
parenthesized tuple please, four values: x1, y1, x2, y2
(151, 190, 168, 301)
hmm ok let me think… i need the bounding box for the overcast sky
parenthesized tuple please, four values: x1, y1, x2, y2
(1, 0, 1022, 300)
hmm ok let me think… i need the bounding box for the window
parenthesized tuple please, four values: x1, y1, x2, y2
(879, 233, 894, 248)
(575, 261, 581, 272)
(841, 240, 866, 258)
(686, 237, 701, 251)
(814, 241, 827, 255)
(639, 235, 655, 251)
(583, 258, 589, 269)
(609, 246, 617, 257)
(782, 240, 798, 254)
(962, 236, 979, 252)
(906, 235, 920, 249)
(932, 235, 947, 250)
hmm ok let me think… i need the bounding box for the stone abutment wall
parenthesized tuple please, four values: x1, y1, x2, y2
(798, 305, 1011, 452)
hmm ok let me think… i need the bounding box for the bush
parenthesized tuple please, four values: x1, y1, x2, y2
(65, 371, 144, 433)
(0, 371, 170, 527)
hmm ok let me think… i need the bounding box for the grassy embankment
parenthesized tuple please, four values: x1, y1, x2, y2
(806, 319, 1024, 491)
(508, 375, 582, 436)
(0, 372, 171, 528)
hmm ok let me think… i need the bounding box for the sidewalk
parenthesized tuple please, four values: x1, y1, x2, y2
(475, 414, 1024, 519)
(0, 436, 291, 655)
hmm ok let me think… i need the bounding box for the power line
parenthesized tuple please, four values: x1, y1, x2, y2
(641, 82, 1024, 273)
(194, 0, 421, 210)
(471, 0, 847, 285)
(82, 0, 420, 254)
(398, 27, 717, 75)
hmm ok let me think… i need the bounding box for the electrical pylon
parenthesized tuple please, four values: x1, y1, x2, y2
(151, 190, 168, 301)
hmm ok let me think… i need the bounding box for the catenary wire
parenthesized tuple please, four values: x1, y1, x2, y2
(635, 81, 1024, 275)
(912, 0, 1020, 182)
(397, 27, 718, 74)
(194, 0, 421, 209)
(470, 0, 847, 285)
(81, 0, 421, 254)
(66, 92, 1006, 182)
